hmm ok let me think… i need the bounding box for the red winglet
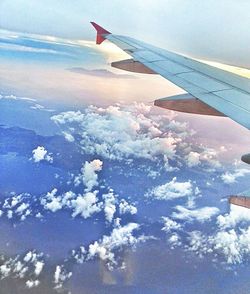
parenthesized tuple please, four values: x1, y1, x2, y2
(90, 22, 111, 45)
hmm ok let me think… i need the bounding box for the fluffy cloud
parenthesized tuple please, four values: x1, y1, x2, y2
(38, 159, 138, 223)
(217, 204, 250, 228)
(87, 222, 147, 269)
(187, 227, 250, 264)
(185, 148, 222, 170)
(51, 103, 223, 173)
(161, 217, 182, 233)
(42, 189, 63, 212)
(72, 222, 149, 270)
(71, 191, 102, 219)
(148, 177, 197, 201)
(34, 261, 44, 276)
(26, 280, 40, 288)
(31, 146, 53, 163)
(54, 265, 72, 289)
(62, 131, 75, 142)
(172, 205, 220, 223)
(51, 103, 182, 169)
(74, 159, 103, 191)
(103, 192, 117, 223)
(0, 250, 44, 286)
(1, 193, 31, 221)
(221, 168, 250, 184)
(185, 151, 201, 167)
(119, 199, 137, 215)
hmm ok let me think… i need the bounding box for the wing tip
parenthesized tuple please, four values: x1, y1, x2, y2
(90, 22, 111, 45)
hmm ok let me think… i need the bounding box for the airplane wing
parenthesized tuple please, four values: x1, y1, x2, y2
(91, 22, 250, 166)
(91, 22, 250, 208)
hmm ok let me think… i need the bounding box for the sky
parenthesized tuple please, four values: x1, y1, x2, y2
(1, 0, 250, 67)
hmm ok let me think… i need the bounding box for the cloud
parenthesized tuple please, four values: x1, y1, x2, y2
(161, 217, 182, 233)
(71, 221, 151, 270)
(87, 222, 148, 269)
(217, 204, 250, 228)
(41, 188, 103, 219)
(185, 151, 201, 167)
(34, 261, 44, 276)
(0, 250, 44, 286)
(0, 94, 36, 102)
(74, 159, 103, 191)
(44, 196, 62, 212)
(26, 280, 40, 288)
(221, 168, 250, 184)
(1, 193, 32, 221)
(42, 189, 63, 212)
(103, 192, 117, 223)
(187, 227, 250, 264)
(62, 131, 75, 142)
(148, 177, 197, 201)
(71, 191, 102, 219)
(54, 265, 72, 289)
(168, 233, 182, 248)
(67, 67, 135, 79)
(51, 103, 181, 168)
(119, 199, 137, 215)
(172, 205, 220, 223)
(181, 204, 250, 264)
(51, 103, 223, 175)
(31, 146, 53, 163)
(185, 148, 222, 170)
(0, 42, 72, 56)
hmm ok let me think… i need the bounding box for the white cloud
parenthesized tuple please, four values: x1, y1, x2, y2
(187, 231, 212, 257)
(44, 197, 62, 212)
(74, 159, 103, 191)
(172, 205, 220, 223)
(212, 228, 250, 264)
(119, 199, 137, 215)
(186, 151, 201, 167)
(161, 216, 182, 233)
(26, 280, 40, 288)
(34, 261, 44, 276)
(0, 42, 71, 56)
(62, 131, 75, 142)
(168, 233, 182, 248)
(0, 264, 11, 278)
(54, 265, 72, 289)
(51, 104, 181, 168)
(87, 222, 146, 269)
(217, 204, 250, 228)
(0, 250, 44, 285)
(7, 210, 13, 219)
(51, 103, 223, 174)
(15, 203, 29, 215)
(148, 177, 195, 201)
(32, 146, 53, 163)
(221, 168, 250, 184)
(72, 246, 86, 264)
(71, 191, 102, 219)
(41, 189, 62, 213)
(103, 192, 117, 223)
